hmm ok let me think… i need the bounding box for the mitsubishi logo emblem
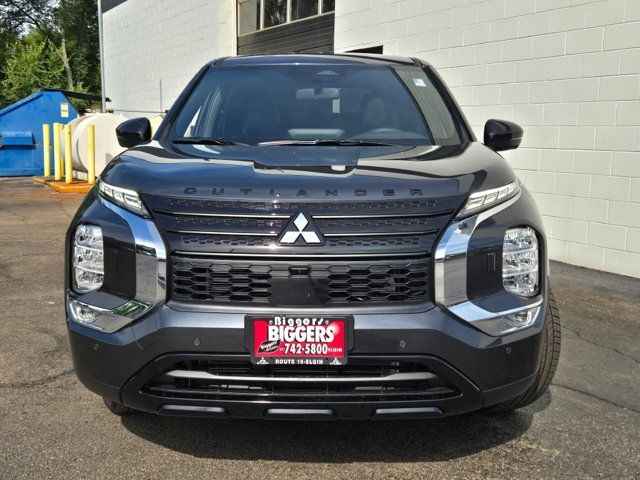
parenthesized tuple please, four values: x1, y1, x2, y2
(278, 213, 324, 245)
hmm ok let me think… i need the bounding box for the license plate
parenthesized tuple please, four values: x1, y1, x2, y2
(248, 315, 350, 366)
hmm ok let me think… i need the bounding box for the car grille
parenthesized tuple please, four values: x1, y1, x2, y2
(142, 194, 462, 307)
(171, 256, 430, 306)
(143, 359, 459, 403)
(143, 195, 461, 257)
(179, 234, 425, 248)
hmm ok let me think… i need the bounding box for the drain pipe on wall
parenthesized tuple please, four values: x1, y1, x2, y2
(97, 0, 107, 113)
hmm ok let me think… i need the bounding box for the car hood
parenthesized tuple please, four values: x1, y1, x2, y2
(100, 141, 516, 204)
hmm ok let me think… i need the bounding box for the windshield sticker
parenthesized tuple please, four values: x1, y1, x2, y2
(413, 78, 427, 87)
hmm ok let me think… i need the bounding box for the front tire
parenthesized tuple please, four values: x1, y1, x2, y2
(488, 288, 561, 412)
(103, 397, 133, 415)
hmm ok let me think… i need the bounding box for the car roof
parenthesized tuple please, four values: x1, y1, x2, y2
(215, 53, 428, 67)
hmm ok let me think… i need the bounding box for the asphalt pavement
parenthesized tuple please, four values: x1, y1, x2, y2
(0, 177, 638, 479)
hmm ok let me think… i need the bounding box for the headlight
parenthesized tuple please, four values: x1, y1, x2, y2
(457, 181, 520, 218)
(73, 224, 103, 293)
(503, 226, 539, 297)
(97, 179, 149, 217)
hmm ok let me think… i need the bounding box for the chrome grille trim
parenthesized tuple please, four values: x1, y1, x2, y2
(165, 370, 436, 383)
(154, 209, 289, 219)
(168, 229, 279, 237)
(173, 251, 425, 258)
(314, 212, 451, 219)
(324, 229, 438, 237)
(170, 230, 436, 237)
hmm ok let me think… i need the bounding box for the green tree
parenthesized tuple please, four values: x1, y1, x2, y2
(0, 0, 100, 108)
(55, 0, 100, 93)
(0, 20, 19, 105)
(1, 30, 65, 104)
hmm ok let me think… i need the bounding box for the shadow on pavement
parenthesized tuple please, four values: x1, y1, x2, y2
(121, 391, 549, 462)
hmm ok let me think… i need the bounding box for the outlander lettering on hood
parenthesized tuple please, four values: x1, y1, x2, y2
(181, 187, 434, 199)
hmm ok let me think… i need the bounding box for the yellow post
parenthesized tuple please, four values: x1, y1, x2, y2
(64, 124, 73, 184)
(53, 123, 62, 181)
(87, 124, 96, 185)
(42, 124, 51, 177)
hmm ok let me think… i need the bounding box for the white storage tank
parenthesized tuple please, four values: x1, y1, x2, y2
(60, 113, 128, 175)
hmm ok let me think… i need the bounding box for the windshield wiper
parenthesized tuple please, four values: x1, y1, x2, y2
(258, 139, 399, 147)
(172, 137, 247, 146)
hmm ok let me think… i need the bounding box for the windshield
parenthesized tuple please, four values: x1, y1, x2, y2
(168, 64, 463, 146)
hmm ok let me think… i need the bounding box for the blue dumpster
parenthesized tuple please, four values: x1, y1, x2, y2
(0, 89, 80, 176)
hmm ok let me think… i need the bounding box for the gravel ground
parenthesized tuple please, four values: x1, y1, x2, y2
(0, 177, 638, 479)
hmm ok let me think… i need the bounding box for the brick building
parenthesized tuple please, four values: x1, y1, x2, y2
(101, 0, 640, 277)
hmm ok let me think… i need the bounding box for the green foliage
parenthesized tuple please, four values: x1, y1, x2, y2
(0, 0, 100, 109)
(0, 20, 19, 103)
(56, 0, 100, 92)
(1, 30, 66, 105)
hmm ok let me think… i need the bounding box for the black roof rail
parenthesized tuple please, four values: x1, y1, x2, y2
(213, 56, 230, 66)
(331, 52, 414, 65)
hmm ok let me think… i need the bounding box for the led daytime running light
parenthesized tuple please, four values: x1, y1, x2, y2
(98, 179, 149, 217)
(458, 181, 520, 218)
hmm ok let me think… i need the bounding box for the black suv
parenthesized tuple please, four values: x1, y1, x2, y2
(66, 54, 560, 419)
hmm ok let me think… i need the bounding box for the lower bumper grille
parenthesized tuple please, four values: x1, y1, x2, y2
(170, 256, 430, 306)
(144, 359, 459, 402)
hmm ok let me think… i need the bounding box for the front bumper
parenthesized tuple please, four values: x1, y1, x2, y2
(67, 187, 547, 419)
(68, 299, 545, 419)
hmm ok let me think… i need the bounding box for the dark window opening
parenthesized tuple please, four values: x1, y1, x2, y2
(322, 0, 334, 13)
(348, 46, 384, 54)
(292, 0, 319, 20)
(264, 0, 287, 28)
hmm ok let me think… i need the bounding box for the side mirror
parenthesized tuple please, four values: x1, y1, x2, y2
(484, 119, 523, 152)
(116, 117, 152, 148)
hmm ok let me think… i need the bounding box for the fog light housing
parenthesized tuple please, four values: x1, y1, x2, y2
(73, 224, 103, 293)
(503, 227, 538, 297)
(504, 307, 540, 329)
(68, 300, 103, 327)
(67, 297, 150, 333)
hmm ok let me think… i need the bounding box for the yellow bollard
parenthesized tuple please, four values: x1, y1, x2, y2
(87, 124, 96, 185)
(64, 124, 73, 184)
(53, 123, 62, 181)
(42, 124, 51, 177)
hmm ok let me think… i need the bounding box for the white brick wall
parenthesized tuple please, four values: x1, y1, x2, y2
(335, 0, 640, 278)
(103, 0, 235, 116)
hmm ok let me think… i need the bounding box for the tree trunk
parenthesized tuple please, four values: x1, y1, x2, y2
(60, 28, 74, 91)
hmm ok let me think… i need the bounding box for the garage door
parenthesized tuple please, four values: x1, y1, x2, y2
(237, 0, 335, 55)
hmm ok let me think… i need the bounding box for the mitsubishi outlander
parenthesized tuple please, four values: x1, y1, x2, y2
(66, 54, 561, 419)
